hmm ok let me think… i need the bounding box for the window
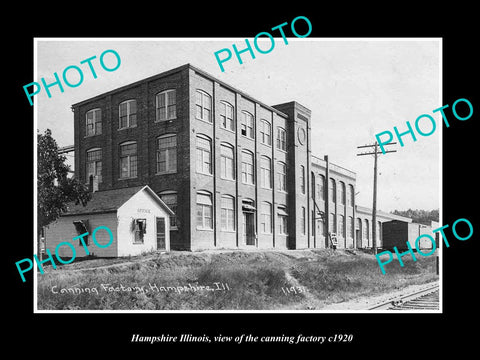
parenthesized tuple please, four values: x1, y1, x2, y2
(329, 178, 336, 203)
(311, 172, 315, 198)
(278, 207, 288, 235)
(220, 101, 234, 131)
(347, 184, 354, 206)
(241, 111, 254, 139)
(86, 148, 102, 183)
(73, 220, 89, 245)
(277, 161, 287, 192)
(220, 143, 235, 180)
(119, 99, 137, 129)
(260, 156, 272, 189)
(260, 119, 271, 145)
(196, 191, 213, 229)
(317, 175, 325, 200)
(221, 195, 235, 231)
(156, 90, 176, 121)
(301, 206, 306, 234)
(133, 219, 146, 244)
(260, 202, 272, 234)
(241, 150, 254, 185)
(196, 135, 212, 175)
(300, 165, 305, 194)
(377, 221, 382, 242)
(86, 108, 102, 136)
(159, 191, 178, 229)
(195, 90, 212, 122)
(339, 215, 345, 237)
(276, 127, 286, 151)
(364, 219, 369, 241)
(156, 134, 177, 174)
(317, 215, 325, 237)
(119, 142, 137, 178)
(349, 216, 354, 238)
(339, 181, 346, 205)
(329, 212, 336, 233)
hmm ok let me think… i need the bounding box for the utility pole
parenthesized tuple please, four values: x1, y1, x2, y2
(357, 141, 396, 254)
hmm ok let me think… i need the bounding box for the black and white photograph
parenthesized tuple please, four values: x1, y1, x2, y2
(8, 8, 478, 354)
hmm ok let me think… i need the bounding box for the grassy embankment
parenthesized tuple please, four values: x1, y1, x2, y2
(37, 249, 438, 310)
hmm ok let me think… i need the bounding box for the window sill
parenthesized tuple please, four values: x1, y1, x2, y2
(156, 171, 177, 175)
(240, 135, 255, 141)
(197, 172, 213, 177)
(154, 118, 176, 123)
(196, 228, 214, 232)
(220, 230, 236, 233)
(196, 117, 213, 125)
(84, 134, 101, 138)
(220, 127, 236, 134)
(220, 177, 236, 182)
(118, 176, 138, 180)
(118, 125, 138, 131)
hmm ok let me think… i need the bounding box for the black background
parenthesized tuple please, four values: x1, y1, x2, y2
(6, 6, 478, 354)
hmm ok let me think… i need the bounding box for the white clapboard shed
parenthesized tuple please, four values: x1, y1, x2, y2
(44, 185, 174, 258)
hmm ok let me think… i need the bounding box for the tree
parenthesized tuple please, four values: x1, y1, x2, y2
(37, 129, 91, 234)
(391, 208, 439, 225)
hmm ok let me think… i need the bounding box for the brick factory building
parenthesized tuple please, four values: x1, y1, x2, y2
(56, 63, 409, 254)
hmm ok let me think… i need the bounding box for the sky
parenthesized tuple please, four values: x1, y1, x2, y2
(35, 38, 441, 213)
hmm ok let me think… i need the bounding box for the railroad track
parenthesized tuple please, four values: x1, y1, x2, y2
(368, 284, 440, 311)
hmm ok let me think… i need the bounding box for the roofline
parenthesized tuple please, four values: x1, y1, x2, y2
(140, 185, 175, 215)
(71, 63, 289, 119)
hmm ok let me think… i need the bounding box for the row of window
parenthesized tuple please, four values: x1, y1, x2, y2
(85, 90, 289, 151)
(85, 135, 289, 187)
(196, 191, 288, 235)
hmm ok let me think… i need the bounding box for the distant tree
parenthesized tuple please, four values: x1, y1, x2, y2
(391, 208, 439, 224)
(37, 129, 91, 234)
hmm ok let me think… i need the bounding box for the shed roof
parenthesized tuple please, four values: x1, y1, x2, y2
(62, 185, 174, 216)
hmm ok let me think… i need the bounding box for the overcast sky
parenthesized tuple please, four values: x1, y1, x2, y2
(35, 38, 441, 213)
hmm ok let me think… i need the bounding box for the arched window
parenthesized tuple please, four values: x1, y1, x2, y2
(86, 148, 102, 183)
(119, 99, 137, 129)
(260, 202, 272, 234)
(339, 181, 346, 205)
(86, 108, 102, 136)
(156, 89, 176, 121)
(329, 178, 336, 203)
(241, 111, 254, 139)
(260, 156, 272, 189)
(278, 206, 288, 235)
(241, 150, 254, 184)
(195, 90, 212, 122)
(220, 143, 235, 180)
(317, 174, 325, 200)
(348, 184, 355, 207)
(277, 161, 287, 192)
(156, 134, 177, 174)
(260, 119, 271, 145)
(196, 190, 213, 229)
(220, 195, 235, 231)
(196, 134, 212, 175)
(119, 141, 137, 178)
(276, 127, 286, 151)
(220, 101, 235, 131)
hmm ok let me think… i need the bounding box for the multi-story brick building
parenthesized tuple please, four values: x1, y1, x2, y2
(70, 63, 362, 252)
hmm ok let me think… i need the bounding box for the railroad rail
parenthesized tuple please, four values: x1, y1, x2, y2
(367, 283, 440, 311)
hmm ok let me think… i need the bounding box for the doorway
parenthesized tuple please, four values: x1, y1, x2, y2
(243, 212, 256, 246)
(156, 217, 166, 250)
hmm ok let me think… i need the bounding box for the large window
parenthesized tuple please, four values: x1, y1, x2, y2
(196, 135, 212, 175)
(86, 148, 102, 183)
(241, 111, 254, 139)
(220, 143, 235, 180)
(158, 191, 178, 229)
(221, 195, 235, 231)
(119, 141, 137, 178)
(260, 156, 272, 189)
(364, 219, 369, 241)
(276, 127, 286, 151)
(241, 150, 254, 185)
(301, 206, 306, 234)
(348, 184, 355, 207)
(339, 181, 346, 206)
(277, 161, 287, 192)
(133, 219, 146, 244)
(260, 119, 271, 145)
(339, 215, 345, 237)
(156, 89, 176, 121)
(349, 216, 354, 238)
(329, 178, 336, 203)
(278, 207, 288, 235)
(156, 134, 177, 174)
(220, 101, 235, 131)
(86, 108, 102, 136)
(195, 90, 212, 122)
(119, 99, 137, 129)
(260, 202, 272, 234)
(317, 175, 325, 200)
(329, 212, 336, 233)
(196, 191, 213, 230)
